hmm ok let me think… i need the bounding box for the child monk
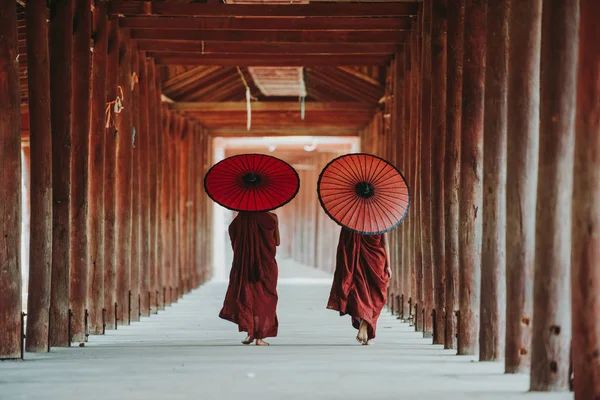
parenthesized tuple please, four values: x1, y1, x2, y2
(219, 211, 280, 346)
(326, 227, 391, 345)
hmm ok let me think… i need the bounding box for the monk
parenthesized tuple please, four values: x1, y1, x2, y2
(326, 228, 391, 345)
(219, 211, 280, 346)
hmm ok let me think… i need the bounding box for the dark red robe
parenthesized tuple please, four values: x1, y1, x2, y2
(219, 212, 279, 340)
(327, 228, 390, 339)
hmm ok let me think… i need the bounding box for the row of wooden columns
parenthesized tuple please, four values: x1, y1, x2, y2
(0, 0, 213, 358)
(364, 0, 598, 398)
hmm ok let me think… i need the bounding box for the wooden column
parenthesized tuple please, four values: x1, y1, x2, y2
(505, 0, 541, 373)
(130, 45, 141, 323)
(170, 115, 180, 302)
(115, 30, 133, 325)
(88, 2, 108, 335)
(0, 0, 22, 359)
(147, 60, 158, 312)
(138, 55, 150, 316)
(160, 106, 171, 304)
(444, 0, 463, 351)
(430, 0, 447, 346)
(103, 19, 119, 330)
(179, 122, 190, 294)
(458, 0, 486, 356)
(154, 74, 165, 307)
(479, 0, 508, 361)
(402, 43, 412, 320)
(530, 0, 578, 391)
(24, 0, 52, 352)
(572, 1, 600, 397)
(189, 126, 199, 289)
(49, 0, 73, 347)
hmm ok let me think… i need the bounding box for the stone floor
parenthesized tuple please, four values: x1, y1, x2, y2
(0, 260, 573, 400)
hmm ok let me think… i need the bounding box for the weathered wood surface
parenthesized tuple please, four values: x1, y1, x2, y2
(505, 0, 541, 374)
(458, 0, 485, 356)
(49, 0, 74, 347)
(531, 0, 578, 391)
(402, 43, 412, 320)
(0, 0, 23, 359)
(161, 108, 172, 304)
(154, 73, 165, 308)
(139, 56, 151, 316)
(130, 45, 141, 323)
(24, 0, 53, 351)
(479, 0, 508, 362)
(88, 2, 108, 335)
(572, 2, 600, 398)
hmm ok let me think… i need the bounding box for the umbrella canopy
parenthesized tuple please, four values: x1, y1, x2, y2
(204, 153, 300, 212)
(317, 153, 410, 235)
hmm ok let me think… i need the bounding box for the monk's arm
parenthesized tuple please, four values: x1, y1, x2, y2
(384, 234, 391, 276)
(271, 213, 281, 246)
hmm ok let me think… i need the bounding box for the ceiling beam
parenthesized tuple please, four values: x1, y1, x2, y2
(151, 54, 391, 66)
(136, 41, 396, 55)
(120, 16, 411, 31)
(106, 2, 419, 17)
(169, 101, 374, 112)
(130, 29, 409, 44)
(209, 127, 360, 136)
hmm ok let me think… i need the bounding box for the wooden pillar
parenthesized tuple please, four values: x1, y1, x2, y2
(179, 122, 190, 294)
(138, 55, 150, 316)
(530, 0, 578, 391)
(505, 0, 541, 373)
(88, 2, 108, 335)
(115, 30, 133, 325)
(430, 0, 447, 346)
(24, 0, 52, 352)
(444, 0, 464, 351)
(572, 2, 600, 397)
(0, 0, 22, 359)
(154, 74, 165, 307)
(103, 18, 118, 330)
(479, 0, 508, 361)
(419, 0, 434, 337)
(147, 60, 158, 312)
(458, 0, 486, 356)
(170, 115, 179, 302)
(130, 45, 141, 323)
(189, 126, 199, 289)
(160, 107, 171, 304)
(49, 0, 73, 347)
(402, 43, 412, 320)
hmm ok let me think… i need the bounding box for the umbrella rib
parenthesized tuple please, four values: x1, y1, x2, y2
(334, 194, 363, 229)
(348, 154, 366, 183)
(324, 165, 358, 186)
(340, 156, 364, 185)
(368, 158, 389, 187)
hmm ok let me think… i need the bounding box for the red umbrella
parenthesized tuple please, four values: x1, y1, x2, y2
(204, 153, 300, 212)
(317, 153, 410, 235)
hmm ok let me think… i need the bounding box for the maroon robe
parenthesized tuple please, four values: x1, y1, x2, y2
(327, 228, 390, 339)
(219, 212, 279, 340)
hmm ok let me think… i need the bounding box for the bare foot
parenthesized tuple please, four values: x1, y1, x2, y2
(255, 339, 270, 346)
(363, 339, 374, 346)
(242, 335, 252, 345)
(356, 320, 368, 344)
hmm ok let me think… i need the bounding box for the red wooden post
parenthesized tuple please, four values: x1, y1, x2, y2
(130, 45, 141, 323)
(138, 55, 151, 316)
(505, 0, 541, 373)
(49, 0, 74, 347)
(161, 108, 172, 302)
(444, 0, 463, 351)
(24, 0, 53, 351)
(572, 1, 600, 397)
(430, 0, 447, 345)
(170, 114, 179, 301)
(154, 74, 165, 307)
(179, 122, 190, 294)
(88, 1, 108, 335)
(103, 19, 119, 330)
(419, 0, 434, 338)
(402, 43, 412, 320)
(530, 0, 578, 391)
(479, 0, 508, 361)
(458, 0, 486, 356)
(147, 60, 158, 312)
(0, 0, 22, 358)
(115, 30, 133, 325)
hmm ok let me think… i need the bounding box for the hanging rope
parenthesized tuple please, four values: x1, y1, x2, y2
(300, 96, 305, 120)
(236, 67, 258, 131)
(105, 86, 125, 130)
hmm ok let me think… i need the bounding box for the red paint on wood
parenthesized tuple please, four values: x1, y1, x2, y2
(130, 47, 141, 323)
(147, 60, 159, 312)
(154, 73, 165, 307)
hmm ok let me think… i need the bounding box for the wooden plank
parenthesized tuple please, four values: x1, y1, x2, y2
(457, 0, 485, 356)
(24, 0, 53, 352)
(479, 0, 508, 362)
(0, 0, 22, 359)
(121, 16, 411, 31)
(107, 2, 419, 17)
(131, 29, 408, 44)
(137, 41, 395, 55)
(169, 101, 373, 112)
(505, 0, 541, 374)
(152, 55, 390, 66)
(531, 0, 578, 391)
(571, 1, 600, 397)
(49, 0, 73, 348)
(87, 2, 108, 335)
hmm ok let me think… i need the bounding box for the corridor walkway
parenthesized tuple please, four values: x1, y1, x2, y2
(1, 261, 571, 400)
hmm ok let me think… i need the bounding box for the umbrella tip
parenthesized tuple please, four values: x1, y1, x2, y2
(356, 182, 375, 199)
(242, 173, 261, 185)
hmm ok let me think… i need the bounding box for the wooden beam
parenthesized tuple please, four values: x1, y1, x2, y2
(152, 54, 390, 66)
(120, 16, 411, 31)
(137, 41, 395, 56)
(131, 29, 409, 44)
(107, 2, 419, 17)
(209, 126, 359, 136)
(24, 0, 52, 352)
(169, 101, 374, 112)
